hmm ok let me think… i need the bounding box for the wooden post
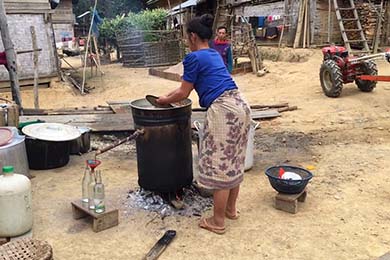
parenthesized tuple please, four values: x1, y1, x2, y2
(306, 0, 311, 48)
(30, 26, 39, 109)
(373, 0, 384, 54)
(81, 0, 98, 94)
(328, 0, 331, 43)
(303, 0, 308, 48)
(0, 0, 22, 106)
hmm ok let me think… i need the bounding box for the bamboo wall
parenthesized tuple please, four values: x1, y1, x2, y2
(0, 1, 58, 85)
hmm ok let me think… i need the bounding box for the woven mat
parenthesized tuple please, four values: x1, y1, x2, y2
(0, 238, 52, 260)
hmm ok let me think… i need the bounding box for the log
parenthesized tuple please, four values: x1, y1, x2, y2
(277, 106, 298, 113)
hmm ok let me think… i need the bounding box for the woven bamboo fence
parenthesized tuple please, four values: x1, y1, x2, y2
(117, 30, 182, 67)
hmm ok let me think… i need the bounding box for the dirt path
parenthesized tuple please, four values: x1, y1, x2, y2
(3, 49, 390, 259)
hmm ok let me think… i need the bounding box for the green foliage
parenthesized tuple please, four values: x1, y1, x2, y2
(99, 9, 169, 42)
(127, 9, 168, 31)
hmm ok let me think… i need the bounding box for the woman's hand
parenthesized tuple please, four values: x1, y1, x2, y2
(156, 96, 168, 104)
(157, 81, 194, 104)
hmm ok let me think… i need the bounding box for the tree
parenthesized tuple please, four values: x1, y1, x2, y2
(73, 0, 145, 19)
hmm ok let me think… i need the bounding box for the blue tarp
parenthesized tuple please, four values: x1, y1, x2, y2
(92, 10, 103, 37)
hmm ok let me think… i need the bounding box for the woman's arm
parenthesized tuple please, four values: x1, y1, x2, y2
(156, 80, 194, 104)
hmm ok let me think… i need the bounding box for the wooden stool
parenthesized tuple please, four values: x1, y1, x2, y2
(274, 189, 307, 214)
(71, 200, 119, 232)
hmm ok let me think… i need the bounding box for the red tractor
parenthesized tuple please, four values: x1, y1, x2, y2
(319, 46, 378, 97)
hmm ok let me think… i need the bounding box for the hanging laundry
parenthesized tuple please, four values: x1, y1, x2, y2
(258, 16, 267, 27)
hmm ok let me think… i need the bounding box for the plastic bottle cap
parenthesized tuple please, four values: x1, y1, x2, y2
(2, 166, 14, 173)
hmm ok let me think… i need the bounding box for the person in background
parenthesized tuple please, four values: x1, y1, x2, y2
(157, 14, 250, 235)
(209, 26, 233, 74)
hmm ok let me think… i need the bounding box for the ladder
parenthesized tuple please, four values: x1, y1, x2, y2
(212, 0, 233, 32)
(333, 0, 370, 55)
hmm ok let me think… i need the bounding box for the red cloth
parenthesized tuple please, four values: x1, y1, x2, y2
(214, 39, 229, 45)
(0, 52, 7, 66)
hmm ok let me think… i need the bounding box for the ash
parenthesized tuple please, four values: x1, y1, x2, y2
(122, 185, 213, 218)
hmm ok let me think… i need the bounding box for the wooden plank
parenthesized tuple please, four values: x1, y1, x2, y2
(0, 76, 57, 92)
(22, 107, 113, 115)
(108, 104, 131, 114)
(20, 114, 133, 132)
(148, 68, 181, 82)
(107, 100, 132, 114)
(20, 109, 281, 132)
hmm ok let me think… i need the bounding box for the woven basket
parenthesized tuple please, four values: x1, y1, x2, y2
(0, 238, 53, 260)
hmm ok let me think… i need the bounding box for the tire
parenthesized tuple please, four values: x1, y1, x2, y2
(355, 61, 377, 92)
(319, 59, 343, 97)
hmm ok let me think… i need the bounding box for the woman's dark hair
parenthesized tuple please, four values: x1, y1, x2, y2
(186, 14, 214, 40)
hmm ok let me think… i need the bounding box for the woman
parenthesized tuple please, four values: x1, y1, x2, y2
(157, 14, 250, 234)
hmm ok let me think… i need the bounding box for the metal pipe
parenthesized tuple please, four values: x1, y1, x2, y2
(95, 129, 144, 156)
(349, 52, 389, 63)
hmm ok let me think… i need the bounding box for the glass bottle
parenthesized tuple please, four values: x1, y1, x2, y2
(88, 170, 96, 210)
(93, 170, 105, 213)
(81, 166, 90, 204)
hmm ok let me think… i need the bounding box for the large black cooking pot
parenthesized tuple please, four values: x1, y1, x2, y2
(25, 137, 71, 170)
(22, 123, 81, 170)
(130, 98, 193, 192)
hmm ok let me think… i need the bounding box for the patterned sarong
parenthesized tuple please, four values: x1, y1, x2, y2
(198, 89, 251, 190)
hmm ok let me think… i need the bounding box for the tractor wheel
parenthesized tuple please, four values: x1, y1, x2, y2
(319, 59, 343, 97)
(355, 61, 377, 92)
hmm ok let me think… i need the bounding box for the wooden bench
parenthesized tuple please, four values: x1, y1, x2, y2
(71, 200, 119, 232)
(274, 189, 307, 214)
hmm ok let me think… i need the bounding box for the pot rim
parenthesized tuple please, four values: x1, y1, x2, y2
(130, 98, 192, 111)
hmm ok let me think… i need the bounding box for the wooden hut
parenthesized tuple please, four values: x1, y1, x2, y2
(51, 0, 75, 47)
(0, 0, 59, 90)
(228, 0, 390, 49)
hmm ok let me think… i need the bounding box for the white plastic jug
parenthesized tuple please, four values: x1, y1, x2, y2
(193, 120, 259, 172)
(0, 166, 33, 237)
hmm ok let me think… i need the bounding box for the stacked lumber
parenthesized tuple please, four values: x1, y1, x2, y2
(22, 106, 113, 116)
(356, 2, 383, 45)
(20, 103, 298, 132)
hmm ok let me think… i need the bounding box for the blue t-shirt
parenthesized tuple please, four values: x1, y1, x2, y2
(182, 48, 237, 108)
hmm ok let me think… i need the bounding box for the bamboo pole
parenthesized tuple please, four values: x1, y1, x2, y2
(328, 0, 331, 43)
(294, 0, 305, 48)
(303, 0, 308, 48)
(307, 0, 311, 47)
(92, 36, 104, 75)
(30, 26, 39, 109)
(81, 0, 98, 94)
(0, 0, 22, 106)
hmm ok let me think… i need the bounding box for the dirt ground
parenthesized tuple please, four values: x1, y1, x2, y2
(2, 48, 390, 259)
